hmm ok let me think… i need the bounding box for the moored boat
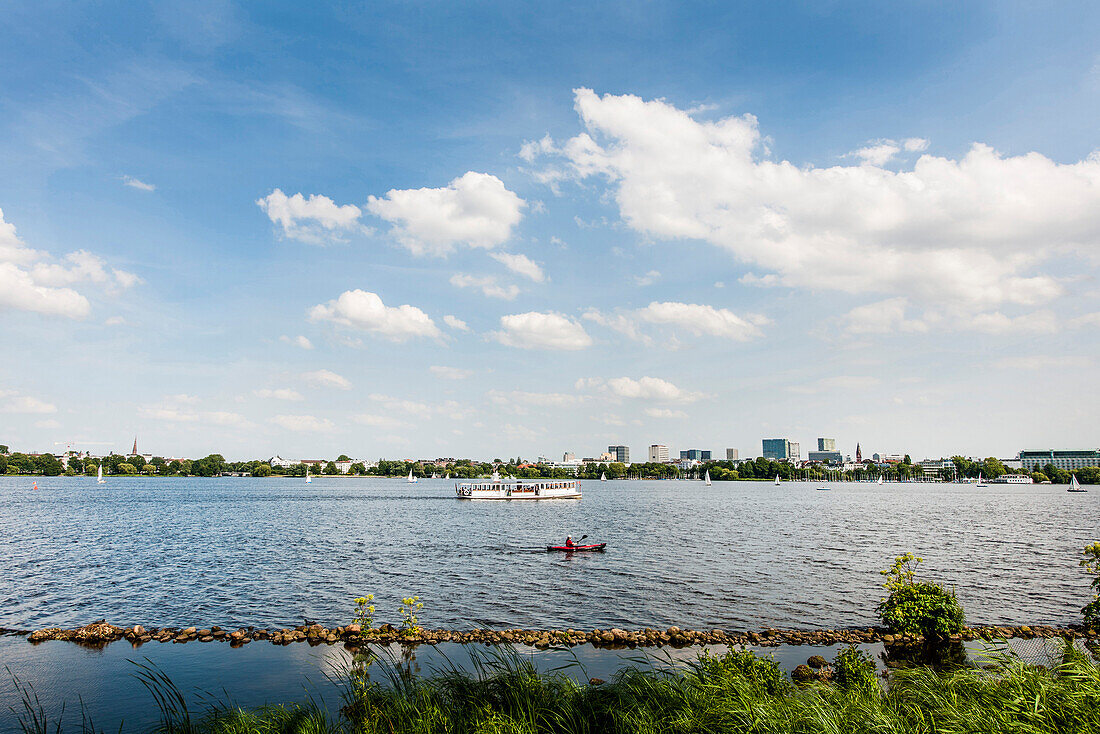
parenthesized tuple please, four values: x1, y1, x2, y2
(455, 478, 581, 500)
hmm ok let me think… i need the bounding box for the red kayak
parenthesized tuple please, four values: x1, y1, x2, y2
(547, 543, 606, 552)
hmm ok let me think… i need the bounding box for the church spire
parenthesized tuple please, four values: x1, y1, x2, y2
(132, 437, 138, 456)
(856, 443, 862, 462)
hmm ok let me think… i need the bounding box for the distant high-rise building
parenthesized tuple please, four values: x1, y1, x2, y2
(679, 449, 711, 461)
(808, 450, 843, 464)
(608, 445, 630, 463)
(817, 438, 836, 451)
(562, 452, 576, 462)
(648, 445, 669, 462)
(726, 448, 739, 461)
(762, 439, 799, 462)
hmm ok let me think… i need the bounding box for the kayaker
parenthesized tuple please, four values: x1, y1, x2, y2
(565, 535, 574, 548)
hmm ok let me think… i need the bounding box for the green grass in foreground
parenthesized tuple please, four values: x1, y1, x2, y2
(16, 644, 1100, 734)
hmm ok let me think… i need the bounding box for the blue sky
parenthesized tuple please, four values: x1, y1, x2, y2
(1, 1, 1098, 461)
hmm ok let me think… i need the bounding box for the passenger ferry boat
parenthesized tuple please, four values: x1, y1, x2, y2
(988, 474, 1033, 484)
(455, 474, 581, 500)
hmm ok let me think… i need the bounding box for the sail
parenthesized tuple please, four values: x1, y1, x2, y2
(97, 464, 104, 483)
(305, 469, 311, 483)
(704, 469, 712, 486)
(774, 474, 780, 486)
(408, 469, 418, 483)
(491, 470, 500, 482)
(877, 475, 884, 485)
(600, 472, 606, 481)
(1070, 475, 1080, 490)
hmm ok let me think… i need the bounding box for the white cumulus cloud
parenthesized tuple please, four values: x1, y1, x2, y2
(491, 311, 592, 350)
(443, 314, 469, 331)
(489, 252, 545, 282)
(531, 89, 1100, 333)
(273, 414, 335, 432)
(367, 172, 525, 256)
(580, 376, 702, 402)
(254, 388, 304, 401)
(280, 334, 313, 349)
(1, 394, 58, 414)
(450, 273, 520, 300)
(309, 289, 441, 340)
(430, 366, 474, 380)
(584, 301, 767, 342)
(301, 369, 351, 390)
(0, 209, 137, 320)
(645, 407, 688, 418)
(257, 189, 364, 244)
(606, 376, 702, 402)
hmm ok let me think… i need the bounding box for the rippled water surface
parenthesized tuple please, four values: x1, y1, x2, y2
(1, 476, 1097, 630)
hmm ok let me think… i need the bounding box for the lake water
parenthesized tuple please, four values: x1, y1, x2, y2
(1, 476, 1096, 632)
(1, 475, 1097, 731)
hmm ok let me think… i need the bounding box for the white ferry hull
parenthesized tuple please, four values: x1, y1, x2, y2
(455, 480, 581, 500)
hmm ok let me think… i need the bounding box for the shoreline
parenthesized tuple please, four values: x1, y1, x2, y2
(10, 621, 1098, 650)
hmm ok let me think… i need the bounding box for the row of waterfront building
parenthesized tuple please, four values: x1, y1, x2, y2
(568, 441, 1100, 474)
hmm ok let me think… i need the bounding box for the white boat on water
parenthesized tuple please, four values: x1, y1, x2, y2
(455, 477, 581, 500)
(407, 469, 418, 483)
(975, 473, 987, 487)
(305, 470, 311, 483)
(704, 469, 712, 486)
(1068, 475, 1086, 493)
(96, 464, 105, 485)
(600, 472, 607, 482)
(989, 474, 1033, 484)
(877, 475, 884, 485)
(774, 474, 780, 486)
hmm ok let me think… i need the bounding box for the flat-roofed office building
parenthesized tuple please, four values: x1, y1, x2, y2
(1018, 449, 1100, 471)
(648, 445, 669, 462)
(608, 445, 630, 463)
(763, 439, 799, 461)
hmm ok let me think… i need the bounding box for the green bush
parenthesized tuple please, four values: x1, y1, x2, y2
(1082, 542, 1100, 627)
(833, 645, 877, 694)
(877, 554, 965, 638)
(694, 648, 789, 695)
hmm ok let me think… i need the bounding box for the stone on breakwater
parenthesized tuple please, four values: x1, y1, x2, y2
(23, 622, 1099, 648)
(28, 621, 125, 644)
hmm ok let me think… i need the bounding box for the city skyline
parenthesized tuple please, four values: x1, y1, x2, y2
(2, 3, 1099, 460)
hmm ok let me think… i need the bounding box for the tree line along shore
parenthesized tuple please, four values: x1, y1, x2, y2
(2, 449, 1096, 485)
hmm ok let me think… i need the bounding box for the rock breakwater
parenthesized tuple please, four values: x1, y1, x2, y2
(9, 621, 1098, 650)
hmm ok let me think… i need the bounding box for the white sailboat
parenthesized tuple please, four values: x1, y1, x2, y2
(305, 469, 311, 483)
(96, 464, 105, 484)
(600, 472, 607, 482)
(877, 474, 884, 485)
(407, 469, 418, 483)
(774, 474, 780, 486)
(1068, 475, 1086, 492)
(704, 469, 712, 486)
(975, 472, 986, 487)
